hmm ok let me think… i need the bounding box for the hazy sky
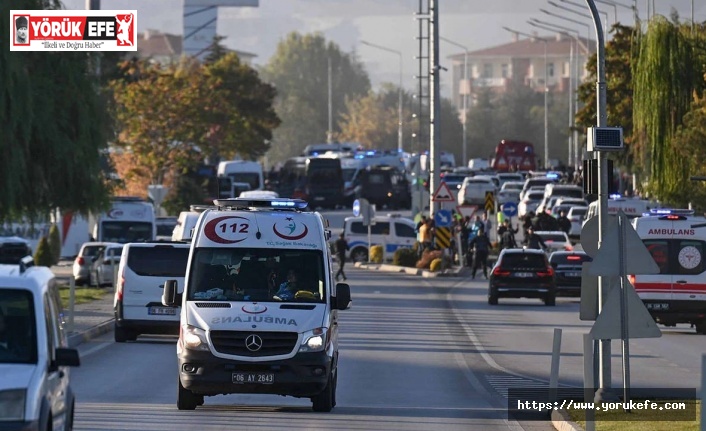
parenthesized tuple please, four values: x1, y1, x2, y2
(62, 0, 705, 97)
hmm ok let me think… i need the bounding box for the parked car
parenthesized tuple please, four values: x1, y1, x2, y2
(567, 206, 588, 238)
(535, 231, 573, 254)
(498, 181, 524, 204)
(458, 177, 496, 206)
(549, 251, 592, 297)
(73, 241, 118, 286)
(488, 248, 556, 305)
(0, 236, 32, 265)
(518, 190, 545, 217)
(342, 214, 417, 262)
(89, 244, 124, 287)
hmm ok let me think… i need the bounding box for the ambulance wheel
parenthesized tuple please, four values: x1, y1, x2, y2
(311, 373, 335, 412)
(351, 247, 368, 263)
(177, 379, 199, 410)
(695, 321, 706, 335)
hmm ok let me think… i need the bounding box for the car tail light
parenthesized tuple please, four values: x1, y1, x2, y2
(627, 274, 636, 285)
(493, 268, 511, 276)
(537, 267, 554, 277)
(77, 257, 85, 266)
(116, 271, 125, 301)
(567, 255, 581, 261)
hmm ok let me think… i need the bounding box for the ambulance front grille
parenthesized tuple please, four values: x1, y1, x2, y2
(210, 331, 298, 357)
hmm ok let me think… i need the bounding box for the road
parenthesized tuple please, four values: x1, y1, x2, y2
(69, 266, 703, 430)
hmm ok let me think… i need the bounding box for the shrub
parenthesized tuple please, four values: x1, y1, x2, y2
(34, 237, 53, 267)
(370, 245, 383, 263)
(48, 224, 61, 265)
(429, 258, 443, 272)
(416, 248, 442, 269)
(393, 247, 417, 267)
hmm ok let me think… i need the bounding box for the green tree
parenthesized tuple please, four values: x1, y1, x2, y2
(0, 0, 113, 222)
(576, 24, 638, 170)
(48, 224, 61, 265)
(262, 32, 371, 162)
(33, 237, 53, 267)
(204, 35, 229, 65)
(633, 17, 704, 205)
(673, 94, 706, 211)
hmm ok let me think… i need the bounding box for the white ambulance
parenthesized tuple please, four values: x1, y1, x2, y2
(91, 197, 156, 243)
(631, 209, 706, 334)
(161, 198, 351, 411)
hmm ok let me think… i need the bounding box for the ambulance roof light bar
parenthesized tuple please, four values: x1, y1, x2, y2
(649, 208, 694, 216)
(213, 198, 309, 211)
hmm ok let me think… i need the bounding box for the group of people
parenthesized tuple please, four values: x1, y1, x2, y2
(521, 210, 572, 237)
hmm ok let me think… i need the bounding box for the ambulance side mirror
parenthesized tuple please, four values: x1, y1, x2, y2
(162, 279, 181, 307)
(333, 283, 351, 310)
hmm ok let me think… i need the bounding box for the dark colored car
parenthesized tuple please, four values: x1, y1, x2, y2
(488, 249, 556, 306)
(549, 251, 593, 297)
(353, 165, 411, 209)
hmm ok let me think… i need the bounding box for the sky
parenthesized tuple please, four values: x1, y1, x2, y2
(61, 0, 705, 98)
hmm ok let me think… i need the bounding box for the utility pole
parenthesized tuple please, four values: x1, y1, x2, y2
(327, 57, 333, 143)
(428, 0, 441, 219)
(440, 37, 469, 167)
(85, 0, 100, 9)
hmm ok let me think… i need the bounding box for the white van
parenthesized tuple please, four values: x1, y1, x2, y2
(217, 160, 264, 191)
(0, 258, 80, 430)
(161, 198, 351, 411)
(631, 209, 706, 334)
(114, 242, 191, 342)
(343, 214, 417, 262)
(91, 197, 156, 243)
(585, 196, 656, 221)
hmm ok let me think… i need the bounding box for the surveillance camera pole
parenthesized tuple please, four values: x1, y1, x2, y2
(429, 0, 441, 219)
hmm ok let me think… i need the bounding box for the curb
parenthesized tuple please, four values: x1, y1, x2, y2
(354, 262, 466, 278)
(67, 319, 114, 349)
(551, 409, 583, 431)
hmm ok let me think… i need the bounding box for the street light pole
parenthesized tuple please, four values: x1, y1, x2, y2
(502, 27, 549, 169)
(360, 40, 404, 153)
(551, 0, 609, 33)
(440, 36, 469, 167)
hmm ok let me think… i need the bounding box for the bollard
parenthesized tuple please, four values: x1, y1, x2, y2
(549, 328, 563, 402)
(583, 333, 596, 431)
(68, 275, 75, 333)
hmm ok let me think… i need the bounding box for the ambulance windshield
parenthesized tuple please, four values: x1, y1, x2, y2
(187, 248, 326, 303)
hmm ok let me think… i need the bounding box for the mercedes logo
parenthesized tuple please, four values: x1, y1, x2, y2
(245, 334, 263, 352)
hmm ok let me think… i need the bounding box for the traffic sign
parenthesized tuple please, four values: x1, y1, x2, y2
(432, 182, 456, 202)
(352, 199, 361, 217)
(501, 201, 518, 218)
(435, 227, 451, 249)
(434, 209, 452, 228)
(484, 191, 494, 213)
(456, 205, 479, 219)
(590, 280, 661, 339)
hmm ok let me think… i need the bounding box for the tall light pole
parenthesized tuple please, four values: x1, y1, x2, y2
(360, 40, 404, 153)
(551, 0, 609, 33)
(503, 27, 549, 169)
(559, 0, 612, 29)
(594, 0, 639, 30)
(529, 18, 585, 169)
(440, 36, 469, 167)
(541, 7, 593, 44)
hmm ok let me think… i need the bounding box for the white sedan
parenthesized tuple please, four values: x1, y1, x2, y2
(535, 231, 573, 254)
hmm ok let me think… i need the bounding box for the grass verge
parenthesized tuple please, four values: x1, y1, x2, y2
(567, 400, 700, 431)
(58, 285, 110, 308)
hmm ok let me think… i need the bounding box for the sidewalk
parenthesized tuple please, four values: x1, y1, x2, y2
(51, 262, 115, 348)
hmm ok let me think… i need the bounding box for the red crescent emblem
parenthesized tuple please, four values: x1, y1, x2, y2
(273, 223, 309, 240)
(204, 216, 249, 244)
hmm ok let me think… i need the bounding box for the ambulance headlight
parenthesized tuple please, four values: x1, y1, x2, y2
(0, 389, 25, 421)
(181, 325, 209, 351)
(299, 327, 328, 352)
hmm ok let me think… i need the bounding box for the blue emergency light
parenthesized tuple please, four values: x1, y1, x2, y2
(214, 198, 309, 210)
(649, 208, 694, 216)
(546, 173, 559, 179)
(609, 193, 622, 199)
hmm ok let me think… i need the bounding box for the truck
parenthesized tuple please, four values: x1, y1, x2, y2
(491, 140, 537, 172)
(91, 197, 156, 243)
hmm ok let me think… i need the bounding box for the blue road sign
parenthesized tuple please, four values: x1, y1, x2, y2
(353, 199, 361, 217)
(435, 209, 452, 227)
(502, 202, 518, 218)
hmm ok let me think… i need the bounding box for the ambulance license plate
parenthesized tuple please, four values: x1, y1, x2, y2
(646, 303, 669, 311)
(148, 306, 176, 315)
(232, 373, 275, 384)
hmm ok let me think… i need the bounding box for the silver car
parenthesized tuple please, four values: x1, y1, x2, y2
(89, 244, 124, 287)
(72, 242, 118, 286)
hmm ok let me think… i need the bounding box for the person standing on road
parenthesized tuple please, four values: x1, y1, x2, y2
(524, 226, 547, 250)
(557, 211, 571, 235)
(469, 227, 491, 279)
(334, 233, 349, 281)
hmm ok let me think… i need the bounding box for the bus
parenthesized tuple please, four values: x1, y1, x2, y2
(277, 157, 344, 208)
(491, 140, 537, 172)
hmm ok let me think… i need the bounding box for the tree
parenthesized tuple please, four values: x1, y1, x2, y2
(262, 32, 371, 162)
(33, 237, 53, 267)
(0, 0, 113, 222)
(633, 17, 704, 204)
(204, 35, 229, 65)
(673, 94, 706, 211)
(48, 224, 61, 266)
(111, 54, 280, 191)
(576, 24, 638, 170)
